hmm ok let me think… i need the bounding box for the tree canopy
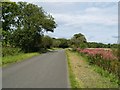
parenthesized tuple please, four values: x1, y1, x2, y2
(42, 35, 53, 49)
(1, 2, 56, 52)
(70, 33, 87, 49)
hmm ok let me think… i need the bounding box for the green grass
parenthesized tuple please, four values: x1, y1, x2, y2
(2, 52, 40, 67)
(48, 48, 63, 51)
(66, 50, 82, 88)
(91, 65, 119, 85)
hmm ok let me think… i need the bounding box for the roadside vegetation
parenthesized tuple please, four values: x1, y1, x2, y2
(66, 49, 118, 88)
(2, 52, 39, 67)
(66, 50, 82, 88)
(66, 33, 120, 88)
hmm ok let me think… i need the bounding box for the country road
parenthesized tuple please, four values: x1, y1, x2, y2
(2, 50, 70, 88)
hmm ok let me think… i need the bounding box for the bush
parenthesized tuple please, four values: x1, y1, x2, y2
(2, 47, 21, 57)
(76, 48, 119, 80)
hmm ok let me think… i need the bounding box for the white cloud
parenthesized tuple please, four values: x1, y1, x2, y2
(52, 9, 117, 28)
(85, 7, 101, 13)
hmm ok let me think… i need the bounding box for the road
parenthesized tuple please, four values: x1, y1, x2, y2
(2, 50, 70, 88)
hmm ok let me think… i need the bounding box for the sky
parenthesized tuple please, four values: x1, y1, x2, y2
(11, 0, 119, 44)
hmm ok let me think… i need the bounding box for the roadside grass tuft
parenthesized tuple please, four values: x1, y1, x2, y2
(92, 65, 119, 85)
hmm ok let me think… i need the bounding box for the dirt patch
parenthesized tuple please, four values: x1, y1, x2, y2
(67, 50, 118, 88)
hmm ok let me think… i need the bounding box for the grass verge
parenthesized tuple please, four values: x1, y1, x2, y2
(2, 52, 40, 67)
(66, 49, 118, 88)
(48, 48, 63, 51)
(66, 50, 82, 88)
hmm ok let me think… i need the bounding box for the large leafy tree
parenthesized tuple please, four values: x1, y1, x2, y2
(2, 2, 56, 52)
(1, 2, 18, 46)
(70, 33, 87, 49)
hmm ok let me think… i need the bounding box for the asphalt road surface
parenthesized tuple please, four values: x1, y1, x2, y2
(2, 50, 70, 88)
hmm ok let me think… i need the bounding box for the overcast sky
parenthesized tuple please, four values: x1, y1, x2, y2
(11, 0, 118, 44)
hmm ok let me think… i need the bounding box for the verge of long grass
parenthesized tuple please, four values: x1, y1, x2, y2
(65, 49, 82, 88)
(2, 52, 40, 67)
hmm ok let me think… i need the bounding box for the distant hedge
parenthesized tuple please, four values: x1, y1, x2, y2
(2, 47, 21, 57)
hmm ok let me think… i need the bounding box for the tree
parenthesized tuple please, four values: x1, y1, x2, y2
(70, 33, 87, 49)
(42, 35, 53, 49)
(2, 2, 56, 52)
(58, 38, 69, 48)
(52, 38, 61, 48)
(79, 43, 87, 49)
(1, 2, 18, 46)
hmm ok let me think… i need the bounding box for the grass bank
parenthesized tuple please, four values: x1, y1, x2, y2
(66, 50, 82, 88)
(2, 52, 40, 67)
(66, 49, 118, 88)
(2, 47, 62, 67)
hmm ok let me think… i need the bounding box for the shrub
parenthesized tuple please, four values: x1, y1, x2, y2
(2, 47, 21, 57)
(76, 48, 119, 79)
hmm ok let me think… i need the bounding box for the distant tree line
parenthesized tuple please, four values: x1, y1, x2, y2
(68, 33, 118, 49)
(87, 42, 118, 48)
(42, 36, 69, 49)
(42, 33, 118, 50)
